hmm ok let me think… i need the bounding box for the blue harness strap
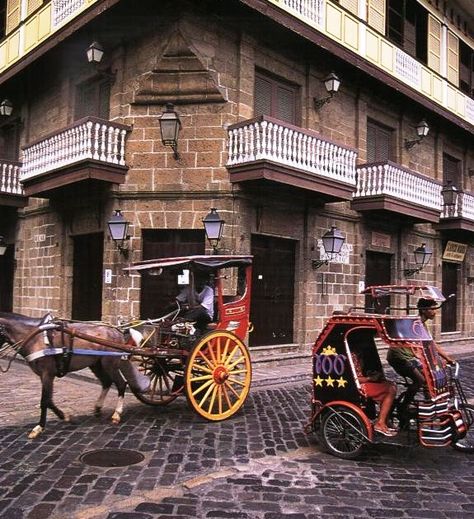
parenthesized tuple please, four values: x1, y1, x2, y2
(25, 347, 128, 362)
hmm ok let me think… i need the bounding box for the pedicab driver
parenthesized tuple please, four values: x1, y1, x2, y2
(387, 298, 455, 413)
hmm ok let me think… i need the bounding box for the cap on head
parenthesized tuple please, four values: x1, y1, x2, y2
(417, 298, 440, 310)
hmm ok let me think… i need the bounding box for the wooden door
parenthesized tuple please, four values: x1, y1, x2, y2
(0, 243, 14, 312)
(250, 235, 296, 346)
(442, 262, 458, 332)
(72, 233, 104, 320)
(140, 230, 205, 319)
(365, 251, 392, 313)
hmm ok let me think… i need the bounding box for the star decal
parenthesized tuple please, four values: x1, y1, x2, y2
(322, 345, 337, 356)
(326, 376, 335, 387)
(336, 377, 347, 388)
(314, 375, 324, 386)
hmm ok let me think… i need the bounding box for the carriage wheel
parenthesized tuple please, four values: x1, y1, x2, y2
(319, 408, 367, 459)
(452, 404, 474, 453)
(131, 355, 184, 406)
(185, 331, 252, 421)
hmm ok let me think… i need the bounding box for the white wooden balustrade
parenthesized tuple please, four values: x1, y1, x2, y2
(441, 191, 474, 222)
(227, 116, 357, 187)
(280, 0, 324, 26)
(0, 161, 23, 196)
(21, 118, 128, 181)
(355, 162, 442, 210)
(52, 0, 85, 26)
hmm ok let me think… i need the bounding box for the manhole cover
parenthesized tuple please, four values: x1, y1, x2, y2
(80, 449, 145, 467)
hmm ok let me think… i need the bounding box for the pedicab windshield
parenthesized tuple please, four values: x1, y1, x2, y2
(381, 317, 432, 342)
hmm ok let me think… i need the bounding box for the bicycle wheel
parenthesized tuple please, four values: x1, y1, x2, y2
(319, 407, 368, 459)
(452, 404, 474, 453)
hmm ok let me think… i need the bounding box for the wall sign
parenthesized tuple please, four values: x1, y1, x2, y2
(442, 241, 467, 263)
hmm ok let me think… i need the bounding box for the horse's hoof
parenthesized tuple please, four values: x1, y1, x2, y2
(63, 413, 72, 423)
(111, 413, 121, 424)
(94, 407, 102, 417)
(28, 425, 44, 439)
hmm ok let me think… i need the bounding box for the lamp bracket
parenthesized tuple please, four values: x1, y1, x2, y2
(312, 259, 329, 270)
(404, 138, 421, 150)
(403, 266, 421, 277)
(313, 94, 333, 110)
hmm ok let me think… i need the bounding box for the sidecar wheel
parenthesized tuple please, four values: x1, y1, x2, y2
(452, 404, 474, 453)
(319, 408, 367, 459)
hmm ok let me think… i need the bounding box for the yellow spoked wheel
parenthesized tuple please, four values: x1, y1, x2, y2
(131, 355, 184, 406)
(185, 331, 252, 421)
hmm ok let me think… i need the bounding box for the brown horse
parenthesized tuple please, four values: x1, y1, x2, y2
(0, 311, 146, 439)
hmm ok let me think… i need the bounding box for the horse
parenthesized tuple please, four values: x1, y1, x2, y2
(0, 311, 148, 439)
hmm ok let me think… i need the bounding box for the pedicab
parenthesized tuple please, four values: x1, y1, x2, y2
(123, 254, 253, 421)
(307, 285, 474, 459)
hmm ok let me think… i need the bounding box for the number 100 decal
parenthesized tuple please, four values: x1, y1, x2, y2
(314, 354, 347, 376)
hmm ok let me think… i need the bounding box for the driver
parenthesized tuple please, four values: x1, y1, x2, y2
(387, 298, 455, 415)
(176, 271, 214, 330)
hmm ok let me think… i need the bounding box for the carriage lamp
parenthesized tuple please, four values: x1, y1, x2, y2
(159, 103, 181, 160)
(312, 226, 345, 269)
(0, 99, 13, 117)
(203, 208, 225, 254)
(107, 209, 130, 256)
(314, 72, 341, 110)
(441, 180, 458, 208)
(404, 119, 429, 150)
(87, 41, 104, 64)
(403, 243, 432, 277)
(0, 236, 7, 256)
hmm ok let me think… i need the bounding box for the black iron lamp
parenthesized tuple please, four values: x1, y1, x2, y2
(441, 180, 458, 208)
(312, 226, 345, 269)
(404, 243, 432, 277)
(0, 236, 7, 256)
(107, 209, 130, 256)
(0, 99, 13, 117)
(314, 72, 341, 110)
(404, 119, 429, 150)
(159, 103, 181, 160)
(87, 41, 104, 64)
(203, 208, 225, 254)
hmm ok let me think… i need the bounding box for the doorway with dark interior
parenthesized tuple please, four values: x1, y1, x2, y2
(442, 261, 458, 332)
(72, 233, 104, 320)
(0, 243, 14, 312)
(365, 251, 392, 313)
(250, 234, 296, 347)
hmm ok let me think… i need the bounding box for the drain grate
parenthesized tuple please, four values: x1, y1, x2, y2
(80, 448, 145, 467)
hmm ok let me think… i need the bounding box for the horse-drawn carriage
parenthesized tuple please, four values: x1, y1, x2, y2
(307, 284, 474, 458)
(0, 255, 253, 438)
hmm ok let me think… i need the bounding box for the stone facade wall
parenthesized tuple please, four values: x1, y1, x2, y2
(7, 3, 474, 351)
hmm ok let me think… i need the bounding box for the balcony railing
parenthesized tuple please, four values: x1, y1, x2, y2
(441, 191, 474, 222)
(21, 117, 129, 181)
(53, 0, 86, 27)
(355, 161, 442, 210)
(0, 161, 23, 196)
(227, 116, 357, 187)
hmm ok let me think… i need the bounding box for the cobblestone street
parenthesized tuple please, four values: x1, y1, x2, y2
(1, 358, 474, 519)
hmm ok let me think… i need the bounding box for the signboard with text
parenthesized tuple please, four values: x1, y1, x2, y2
(442, 241, 467, 263)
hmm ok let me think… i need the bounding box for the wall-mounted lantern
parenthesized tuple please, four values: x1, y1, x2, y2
(441, 180, 458, 208)
(203, 208, 224, 254)
(312, 226, 345, 269)
(0, 236, 7, 256)
(0, 99, 13, 117)
(159, 103, 181, 160)
(107, 209, 130, 256)
(404, 119, 429, 150)
(87, 41, 105, 64)
(313, 72, 341, 110)
(404, 243, 432, 277)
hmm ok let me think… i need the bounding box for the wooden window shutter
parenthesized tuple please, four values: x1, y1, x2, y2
(6, 0, 20, 35)
(26, 0, 42, 17)
(447, 31, 459, 86)
(276, 85, 295, 124)
(254, 74, 272, 118)
(340, 0, 358, 16)
(367, 0, 385, 35)
(427, 14, 441, 73)
(367, 119, 393, 163)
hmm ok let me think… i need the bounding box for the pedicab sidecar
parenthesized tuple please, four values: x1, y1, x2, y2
(123, 255, 253, 421)
(308, 285, 474, 459)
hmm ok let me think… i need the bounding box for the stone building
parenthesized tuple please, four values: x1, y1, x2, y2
(0, 0, 472, 355)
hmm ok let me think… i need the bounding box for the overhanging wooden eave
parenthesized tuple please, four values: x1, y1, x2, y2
(351, 195, 440, 223)
(434, 218, 474, 234)
(21, 159, 128, 198)
(227, 160, 355, 202)
(0, 192, 27, 207)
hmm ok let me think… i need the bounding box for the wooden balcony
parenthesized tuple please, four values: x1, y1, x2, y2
(226, 116, 357, 202)
(352, 161, 442, 223)
(436, 191, 474, 233)
(20, 117, 130, 198)
(0, 161, 26, 207)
